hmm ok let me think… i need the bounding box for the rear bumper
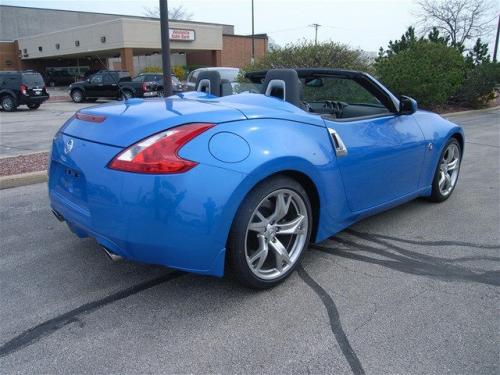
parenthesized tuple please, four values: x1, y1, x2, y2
(48, 134, 246, 276)
(18, 94, 49, 105)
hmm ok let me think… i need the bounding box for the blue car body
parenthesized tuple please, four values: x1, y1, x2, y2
(49, 76, 464, 277)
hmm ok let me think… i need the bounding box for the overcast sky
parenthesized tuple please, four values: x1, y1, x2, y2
(2, 0, 498, 52)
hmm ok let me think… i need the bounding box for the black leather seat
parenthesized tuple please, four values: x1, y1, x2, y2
(195, 71, 222, 97)
(261, 69, 303, 108)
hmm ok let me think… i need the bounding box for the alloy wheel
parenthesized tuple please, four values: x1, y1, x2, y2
(438, 143, 460, 196)
(245, 189, 309, 280)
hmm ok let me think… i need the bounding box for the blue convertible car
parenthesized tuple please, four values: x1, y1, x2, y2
(48, 68, 463, 288)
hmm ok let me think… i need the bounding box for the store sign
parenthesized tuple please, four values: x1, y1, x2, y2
(169, 29, 195, 41)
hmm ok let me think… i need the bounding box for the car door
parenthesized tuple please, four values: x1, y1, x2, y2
(102, 72, 119, 97)
(309, 76, 427, 212)
(86, 74, 103, 97)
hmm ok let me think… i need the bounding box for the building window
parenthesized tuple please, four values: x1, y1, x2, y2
(23, 48, 27, 53)
(38, 46, 43, 52)
(100, 36, 106, 43)
(55, 43, 60, 50)
(75, 40, 80, 47)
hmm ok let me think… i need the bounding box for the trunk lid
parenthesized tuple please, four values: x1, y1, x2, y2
(61, 97, 246, 147)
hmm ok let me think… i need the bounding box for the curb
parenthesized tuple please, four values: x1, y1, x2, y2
(0, 150, 48, 160)
(442, 105, 499, 117)
(0, 170, 47, 190)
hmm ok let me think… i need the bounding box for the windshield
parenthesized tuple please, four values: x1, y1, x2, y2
(219, 69, 239, 82)
(22, 73, 45, 87)
(132, 75, 144, 82)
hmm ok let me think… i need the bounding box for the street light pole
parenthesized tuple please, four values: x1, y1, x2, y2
(251, 0, 255, 64)
(159, 0, 172, 96)
(494, 14, 499, 63)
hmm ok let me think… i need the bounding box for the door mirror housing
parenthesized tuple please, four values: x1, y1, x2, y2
(399, 96, 417, 115)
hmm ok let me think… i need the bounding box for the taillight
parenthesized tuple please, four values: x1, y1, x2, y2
(142, 82, 148, 92)
(75, 112, 106, 123)
(108, 123, 214, 174)
(20, 84, 28, 95)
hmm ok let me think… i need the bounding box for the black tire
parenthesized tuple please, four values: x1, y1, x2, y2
(121, 90, 133, 100)
(27, 103, 40, 110)
(86, 98, 98, 102)
(227, 175, 313, 289)
(1, 95, 17, 112)
(70, 89, 84, 103)
(429, 138, 462, 202)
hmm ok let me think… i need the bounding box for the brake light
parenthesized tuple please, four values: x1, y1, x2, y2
(20, 84, 27, 95)
(142, 82, 148, 92)
(75, 112, 106, 123)
(108, 123, 214, 174)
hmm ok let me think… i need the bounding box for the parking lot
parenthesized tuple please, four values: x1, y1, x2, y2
(0, 106, 499, 374)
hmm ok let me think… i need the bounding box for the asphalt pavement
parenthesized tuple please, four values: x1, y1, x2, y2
(0, 108, 499, 374)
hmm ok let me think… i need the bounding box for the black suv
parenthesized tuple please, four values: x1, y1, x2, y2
(69, 70, 131, 103)
(0, 71, 49, 111)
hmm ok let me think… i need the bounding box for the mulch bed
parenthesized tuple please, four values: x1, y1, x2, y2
(0, 152, 49, 177)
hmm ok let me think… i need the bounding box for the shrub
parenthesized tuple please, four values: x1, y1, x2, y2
(171, 65, 186, 80)
(375, 40, 465, 108)
(142, 65, 162, 73)
(243, 40, 371, 73)
(454, 62, 500, 108)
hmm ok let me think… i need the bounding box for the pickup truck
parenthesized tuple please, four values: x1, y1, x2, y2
(69, 71, 183, 102)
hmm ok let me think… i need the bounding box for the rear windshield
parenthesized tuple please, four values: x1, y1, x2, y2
(22, 73, 45, 87)
(219, 69, 239, 82)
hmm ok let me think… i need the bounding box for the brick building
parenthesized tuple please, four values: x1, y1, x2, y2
(0, 5, 267, 83)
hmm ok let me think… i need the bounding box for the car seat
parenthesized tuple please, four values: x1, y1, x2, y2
(261, 69, 303, 108)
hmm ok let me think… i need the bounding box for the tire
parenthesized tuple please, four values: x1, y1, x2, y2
(429, 138, 462, 202)
(227, 175, 313, 289)
(1, 95, 17, 112)
(86, 98, 98, 102)
(27, 103, 40, 110)
(70, 89, 84, 103)
(121, 90, 133, 100)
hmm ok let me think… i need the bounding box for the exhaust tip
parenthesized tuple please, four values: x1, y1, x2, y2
(101, 246, 123, 262)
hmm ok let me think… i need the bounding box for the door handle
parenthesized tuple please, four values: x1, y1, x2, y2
(328, 128, 348, 157)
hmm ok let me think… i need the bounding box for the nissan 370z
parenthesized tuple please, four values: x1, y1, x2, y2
(48, 68, 464, 288)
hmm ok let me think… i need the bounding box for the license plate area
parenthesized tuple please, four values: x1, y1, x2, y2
(51, 161, 88, 207)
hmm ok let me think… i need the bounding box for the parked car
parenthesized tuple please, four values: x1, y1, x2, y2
(0, 70, 49, 111)
(49, 68, 464, 288)
(69, 70, 131, 103)
(120, 73, 183, 99)
(185, 67, 239, 91)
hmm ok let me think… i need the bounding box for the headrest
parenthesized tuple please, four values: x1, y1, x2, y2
(261, 69, 302, 108)
(195, 70, 222, 97)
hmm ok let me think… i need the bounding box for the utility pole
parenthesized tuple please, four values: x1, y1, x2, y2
(309, 23, 321, 45)
(251, 0, 255, 64)
(159, 0, 172, 96)
(494, 14, 499, 62)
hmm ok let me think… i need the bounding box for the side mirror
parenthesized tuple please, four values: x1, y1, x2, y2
(399, 95, 417, 115)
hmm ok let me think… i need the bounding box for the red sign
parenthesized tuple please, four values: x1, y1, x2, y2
(169, 29, 195, 41)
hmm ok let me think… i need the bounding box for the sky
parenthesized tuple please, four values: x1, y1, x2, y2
(1, 0, 498, 53)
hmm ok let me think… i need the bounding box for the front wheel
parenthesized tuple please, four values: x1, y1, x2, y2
(227, 176, 312, 289)
(121, 90, 133, 100)
(71, 89, 84, 103)
(429, 138, 462, 202)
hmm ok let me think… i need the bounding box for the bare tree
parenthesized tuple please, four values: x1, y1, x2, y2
(416, 0, 497, 47)
(143, 5, 193, 20)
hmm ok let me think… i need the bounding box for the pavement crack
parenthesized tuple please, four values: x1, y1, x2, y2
(297, 266, 365, 375)
(345, 229, 500, 250)
(0, 271, 183, 359)
(311, 235, 500, 286)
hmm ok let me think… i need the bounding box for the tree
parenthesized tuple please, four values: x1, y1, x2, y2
(375, 40, 465, 107)
(416, 0, 497, 49)
(465, 38, 491, 66)
(243, 40, 371, 72)
(143, 5, 193, 20)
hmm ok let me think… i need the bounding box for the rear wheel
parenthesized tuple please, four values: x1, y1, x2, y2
(70, 89, 84, 103)
(228, 176, 312, 289)
(429, 138, 461, 202)
(1, 95, 17, 112)
(121, 90, 133, 100)
(27, 103, 40, 110)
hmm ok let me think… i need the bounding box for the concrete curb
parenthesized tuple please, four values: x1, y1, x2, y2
(0, 170, 47, 190)
(442, 105, 500, 117)
(0, 150, 48, 160)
